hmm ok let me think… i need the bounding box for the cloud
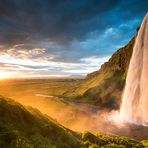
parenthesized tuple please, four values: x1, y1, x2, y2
(0, 0, 147, 77)
(0, 0, 121, 46)
(0, 0, 147, 47)
(0, 52, 110, 77)
(0, 46, 56, 61)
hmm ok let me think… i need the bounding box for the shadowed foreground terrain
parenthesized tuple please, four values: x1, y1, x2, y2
(0, 95, 148, 148)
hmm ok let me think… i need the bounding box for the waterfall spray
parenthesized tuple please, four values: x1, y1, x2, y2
(119, 13, 148, 125)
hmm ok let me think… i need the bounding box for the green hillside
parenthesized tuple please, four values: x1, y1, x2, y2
(0, 95, 83, 148)
(0, 95, 148, 148)
(65, 35, 136, 109)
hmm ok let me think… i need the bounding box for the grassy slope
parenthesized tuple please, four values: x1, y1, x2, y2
(64, 36, 135, 109)
(0, 95, 148, 148)
(0, 95, 83, 148)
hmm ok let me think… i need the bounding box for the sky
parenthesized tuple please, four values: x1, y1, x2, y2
(0, 0, 147, 78)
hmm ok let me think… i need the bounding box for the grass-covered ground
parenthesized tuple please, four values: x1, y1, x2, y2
(0, 95, 148, 148)
(0, 95, 83, 148)
(0, 78, 83, 98)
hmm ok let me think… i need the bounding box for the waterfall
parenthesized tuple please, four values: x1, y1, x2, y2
(119, 13, 148, 125)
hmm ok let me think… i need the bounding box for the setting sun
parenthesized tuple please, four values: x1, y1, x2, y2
(0, 73, 7, 79)
(0, 71, 11, 79)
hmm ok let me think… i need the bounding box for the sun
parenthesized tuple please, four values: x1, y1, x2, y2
(0, 72, 9, 79)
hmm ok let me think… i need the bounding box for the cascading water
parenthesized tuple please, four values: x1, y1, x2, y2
(119, 13, 148, 125)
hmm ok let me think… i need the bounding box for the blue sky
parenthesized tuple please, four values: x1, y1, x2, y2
(0, 0, 147, 78)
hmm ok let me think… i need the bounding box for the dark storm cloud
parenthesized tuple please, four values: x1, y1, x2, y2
(0, 0, 147, 44)
(0, 0, 120, 46)
(0, 0, 147, 48)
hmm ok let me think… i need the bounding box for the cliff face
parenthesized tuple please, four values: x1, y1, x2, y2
(87, 36, 135, 79)
(66, 35, 136, 109)
(83, 37, 135, 108)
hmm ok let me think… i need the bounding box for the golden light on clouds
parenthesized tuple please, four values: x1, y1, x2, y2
(0, 46, 110, 78)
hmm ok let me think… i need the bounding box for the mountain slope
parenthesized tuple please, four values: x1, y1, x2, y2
(65, 35, 136, 109)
